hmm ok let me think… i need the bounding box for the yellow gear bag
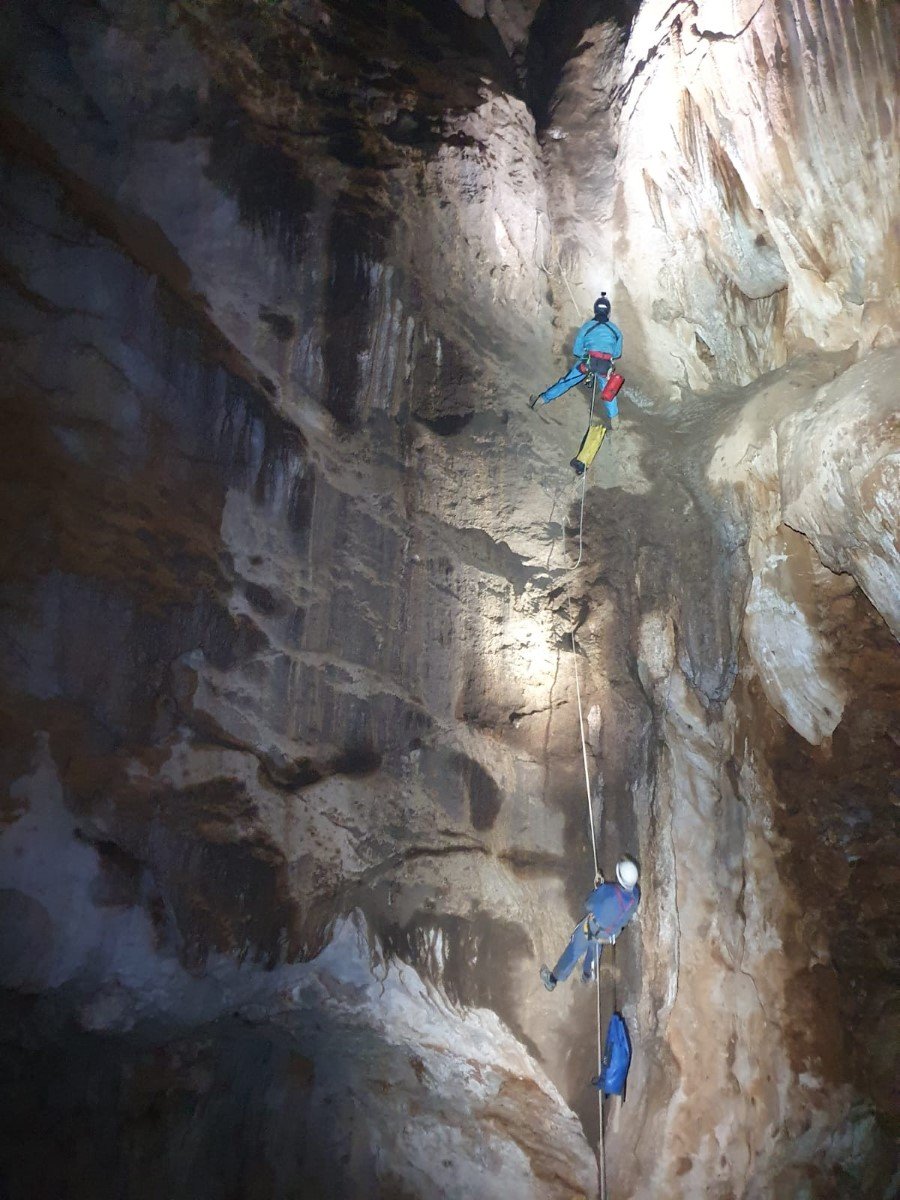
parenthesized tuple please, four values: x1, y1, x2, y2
(574, 423, 607, 469)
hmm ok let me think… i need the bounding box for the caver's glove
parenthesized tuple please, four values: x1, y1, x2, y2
(594, 871, 605, 888)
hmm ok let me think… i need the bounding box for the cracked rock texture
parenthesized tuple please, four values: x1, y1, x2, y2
(0, 2, 898, 1198)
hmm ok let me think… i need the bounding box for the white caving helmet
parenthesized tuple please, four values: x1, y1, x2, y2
(616, 856, 639, 890)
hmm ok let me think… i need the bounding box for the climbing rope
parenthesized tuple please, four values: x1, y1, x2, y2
(559, 261, 582, 324)
(564, 373, 599, 879)
(569, 608, 598, 879)
(533, 218, 584, 325)
(553, 371, 609, 1200)
(597, 977, 606, 1200)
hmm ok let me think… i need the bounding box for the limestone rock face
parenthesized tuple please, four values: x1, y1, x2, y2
(0, 2, 596, 1193)
(541, 0, 900, 393)
(0, 2, 898, 1199)
(780, 353, 900, 637)
(709, 348, 899, 742)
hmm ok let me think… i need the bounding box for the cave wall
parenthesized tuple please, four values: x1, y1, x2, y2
(1, 2, 898, 1198)
(527, 341, 898, 1198)
(615, 349, 899, 1198)
(539, 0, 899, 394)
(0, 2, 603, 1195)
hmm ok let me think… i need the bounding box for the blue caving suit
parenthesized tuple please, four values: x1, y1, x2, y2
(536, 318, 624, 418)
(551, 881, 640, 983)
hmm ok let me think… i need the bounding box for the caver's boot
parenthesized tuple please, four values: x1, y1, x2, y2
(539, 965, 557, 992)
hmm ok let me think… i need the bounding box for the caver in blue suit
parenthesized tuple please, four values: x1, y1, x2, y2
(540, 857, 640, 991)
(531, 293, 624, 418)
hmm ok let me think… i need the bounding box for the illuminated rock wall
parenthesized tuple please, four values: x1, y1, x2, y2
(541, 0, 899, 394)
(0, 3, 603, 1194)
(611, 346, 900, 1198)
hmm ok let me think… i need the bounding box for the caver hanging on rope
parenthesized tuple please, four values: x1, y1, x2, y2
(539, 858, 640, 991)
(528, 291, 623, 417)
(528, 291, 625, 475)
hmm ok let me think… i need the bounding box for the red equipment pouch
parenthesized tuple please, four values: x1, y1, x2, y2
(601, 373, 624, 402)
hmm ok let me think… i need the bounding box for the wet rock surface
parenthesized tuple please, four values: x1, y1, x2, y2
(0, 1, 898, 1198)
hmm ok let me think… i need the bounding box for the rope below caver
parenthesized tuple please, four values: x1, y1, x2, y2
(570, 582, 607, 1200)
(558, 374, 607, 1200)
(566, 586, 608, 1200)
(568, 375, 598, 877)
(554, 371, 609, 1200)
(596, 966, 606, 1200)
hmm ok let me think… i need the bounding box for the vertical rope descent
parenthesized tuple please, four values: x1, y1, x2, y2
(562, 374, 606, 1199)
(569, 607, 599, 879)
(567, 374, 598, 874)
(597, 977, 606, 1200)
